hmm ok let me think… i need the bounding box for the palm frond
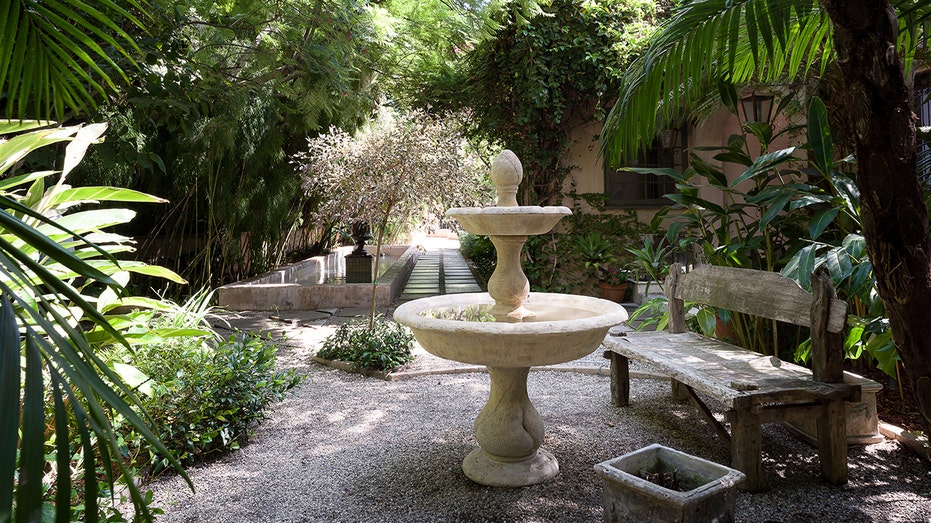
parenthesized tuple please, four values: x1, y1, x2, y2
(0, 0, 148, 119)
(602, 0, 831, 165)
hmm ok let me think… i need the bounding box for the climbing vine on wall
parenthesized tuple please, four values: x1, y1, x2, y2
(423, 0, 667, 205)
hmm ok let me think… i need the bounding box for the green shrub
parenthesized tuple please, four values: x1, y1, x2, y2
(318, 316, 415, 372)
(459, 232, 496, 283)
(125, 334, 301, 474)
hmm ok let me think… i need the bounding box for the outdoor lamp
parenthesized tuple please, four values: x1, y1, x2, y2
(740, 93, 774, 124)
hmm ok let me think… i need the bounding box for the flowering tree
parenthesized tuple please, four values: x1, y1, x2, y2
(295, 109, 490, 326)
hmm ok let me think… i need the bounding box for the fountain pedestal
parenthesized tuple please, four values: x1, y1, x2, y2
(463, 366, 557, 486)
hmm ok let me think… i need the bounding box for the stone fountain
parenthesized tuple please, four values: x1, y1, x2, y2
(393, 150, 628, 487)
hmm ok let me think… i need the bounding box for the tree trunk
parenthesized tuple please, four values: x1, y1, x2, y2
(820, 0, 931, 434)
(369, 219, 387, 331)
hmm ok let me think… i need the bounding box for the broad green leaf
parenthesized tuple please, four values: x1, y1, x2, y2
(808, 207, 838, 240)
(111, 362, 152, 396)
(808, 97, 834, 176)
(0, 169, 55, 192)
(122, 264, 188, 284)
(730, 146, 798, 187)
(35, 209, 137, 237)
(842, 234, 867, 258)
(713, 151, 753, 167)
(0, 120, 53, 134)
(0, 128, 73, 176)
(717, 79, 739, 115)
(759, 194, 790, 227)
(43, 186, 167, 210)
(696, 306, 716, 336)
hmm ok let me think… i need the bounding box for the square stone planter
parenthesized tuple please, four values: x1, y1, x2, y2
(632, 280, 664, 305)
(594, 444, 745, 523)
(786, 371, 884, 445)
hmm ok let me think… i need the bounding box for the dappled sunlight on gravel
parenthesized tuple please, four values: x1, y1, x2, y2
(145, 318, 931, 522)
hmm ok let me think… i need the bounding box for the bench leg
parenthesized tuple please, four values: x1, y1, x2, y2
(818, 399, 848, 485)
(727, 409, 763, 492)
(608, 352, 629, 407)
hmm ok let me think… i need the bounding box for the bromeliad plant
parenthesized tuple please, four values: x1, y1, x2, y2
(0, 121, 192, 522)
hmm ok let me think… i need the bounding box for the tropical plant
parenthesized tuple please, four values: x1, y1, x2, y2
(0, 121, 192, 522)
(295, 109, 490, 328)
(602, 0, 931, 434)
(317, 316, 415, 373)
(623, 97, 857, 357)
(780, 98, 895, 375)
(574, 232, 617, 275)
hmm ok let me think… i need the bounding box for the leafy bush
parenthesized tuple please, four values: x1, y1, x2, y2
(318, 317, 415, 372)
(459, 232, 496, 283)
(122, 333, 301, 474)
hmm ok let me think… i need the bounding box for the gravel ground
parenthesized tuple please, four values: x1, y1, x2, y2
(145, 315, 931, 523)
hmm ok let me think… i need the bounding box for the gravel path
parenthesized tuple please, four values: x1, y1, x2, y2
(145, 316, 931, 523)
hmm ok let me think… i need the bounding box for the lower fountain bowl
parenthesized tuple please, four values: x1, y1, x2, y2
(392, 292, 629, 367)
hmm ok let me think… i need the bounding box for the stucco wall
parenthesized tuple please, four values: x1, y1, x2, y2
(562, 104, 805, 226)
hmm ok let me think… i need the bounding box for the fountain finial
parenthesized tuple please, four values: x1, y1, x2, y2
(490, 150, 521, 207)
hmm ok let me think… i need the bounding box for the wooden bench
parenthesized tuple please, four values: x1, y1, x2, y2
(602, 263, 861, 492)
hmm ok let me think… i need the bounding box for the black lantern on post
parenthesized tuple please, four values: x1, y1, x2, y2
(739, 93, 775, 125)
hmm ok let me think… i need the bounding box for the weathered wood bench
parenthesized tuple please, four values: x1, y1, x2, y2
(602, 263, 861, 492)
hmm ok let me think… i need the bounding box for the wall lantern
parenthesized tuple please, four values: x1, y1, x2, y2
(740, 93, 775, 124)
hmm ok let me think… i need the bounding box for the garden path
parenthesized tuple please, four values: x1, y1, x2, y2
(396, 233, 483, 303)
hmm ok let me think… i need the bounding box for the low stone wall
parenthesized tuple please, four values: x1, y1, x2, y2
(217, 245, 419, 311)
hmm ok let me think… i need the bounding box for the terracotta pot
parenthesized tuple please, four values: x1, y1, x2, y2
(599, 281, 629, 303)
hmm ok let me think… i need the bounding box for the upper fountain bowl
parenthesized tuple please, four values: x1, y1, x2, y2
(393, 292, 628, 368)
(446, 206, 571, 237)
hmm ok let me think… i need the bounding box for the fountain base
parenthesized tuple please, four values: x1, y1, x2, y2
(462, 447, 559, 487)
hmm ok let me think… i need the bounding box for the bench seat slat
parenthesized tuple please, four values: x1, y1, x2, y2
(603, 331, 855, 408)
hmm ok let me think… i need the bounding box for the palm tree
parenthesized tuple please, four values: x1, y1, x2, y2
(602, 0, 931, 434)
(1, 0, 145, 120)
(1, 3, 191, 522)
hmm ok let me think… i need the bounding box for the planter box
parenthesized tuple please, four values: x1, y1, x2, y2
(595, 444, 745, 523)
(787, 371, 884, 445)
(632, 280, 664, 305)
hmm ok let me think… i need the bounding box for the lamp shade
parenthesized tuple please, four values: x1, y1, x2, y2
(740, 94, 774, 124)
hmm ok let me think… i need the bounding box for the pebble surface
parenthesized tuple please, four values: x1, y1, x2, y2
(145, 319, 931, 523)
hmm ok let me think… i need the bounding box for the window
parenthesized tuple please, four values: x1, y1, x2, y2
(915, 85, 931, 182)
(604, 127, 687, 208)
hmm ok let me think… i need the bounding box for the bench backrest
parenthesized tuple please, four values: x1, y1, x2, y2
(665, 263, 849, 383)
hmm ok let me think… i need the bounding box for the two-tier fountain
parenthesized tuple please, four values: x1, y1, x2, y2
(393, 150, 628, 487)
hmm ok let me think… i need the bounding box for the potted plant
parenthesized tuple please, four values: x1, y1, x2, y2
(598, 263, 631, 303)
(574, 232, 630, 301)
(595, 444, 745, 523)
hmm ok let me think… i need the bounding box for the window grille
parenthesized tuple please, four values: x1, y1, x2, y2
(604, 127, 687, 208)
